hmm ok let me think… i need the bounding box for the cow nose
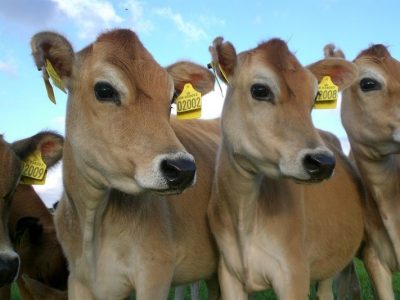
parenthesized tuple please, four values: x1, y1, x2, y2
(303, 153, 336, 180)
(0, 256, 19, 287)
(160, 158, 196, 189)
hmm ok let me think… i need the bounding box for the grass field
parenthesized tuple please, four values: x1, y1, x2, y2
(10, 259, 400, 299)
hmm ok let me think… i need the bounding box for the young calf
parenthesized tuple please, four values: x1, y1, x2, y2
(326, 43, 400, 299)
(207, 37, 364, 299)
(0, 131, 63, 291)
(31, 30, 220, 299)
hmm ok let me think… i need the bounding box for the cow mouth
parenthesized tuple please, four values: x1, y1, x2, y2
(293, 177, 325, 184)
(151, 188, 185, 196)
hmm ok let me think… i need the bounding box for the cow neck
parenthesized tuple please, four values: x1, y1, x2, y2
(215, 143, 262, 249)
(62, 140, 109, 268)
(352, 142, 400, 266)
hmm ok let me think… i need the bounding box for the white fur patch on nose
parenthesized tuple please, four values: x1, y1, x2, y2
(279, 147, 333, 180)
(136, 152, 195, 190)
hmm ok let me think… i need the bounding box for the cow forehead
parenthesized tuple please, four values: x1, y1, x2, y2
(94, 29, 153, 60)
(79, 33, 173, 98)
(240, 40, 315, 99)
(356, 46, 400, 83)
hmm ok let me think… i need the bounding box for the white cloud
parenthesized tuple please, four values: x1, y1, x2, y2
(197, 15, 225, 28)
(121, 0, 155, 33)
(51, 0, 123, 39)
(155, 7, 207, 42)
(0, 59, 16, 76)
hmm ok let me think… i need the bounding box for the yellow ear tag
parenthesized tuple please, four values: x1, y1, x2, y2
(44, 59, 66, 104)
(20, 150, 47, 185)
(44, 78, 56, 104)
(176, 83, 202, 120)
(314, 76, 338, 109)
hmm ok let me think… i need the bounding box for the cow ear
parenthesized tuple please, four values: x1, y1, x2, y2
(323, 44, 346, 59)
(15, 217, 43, 247)
(10, 131, 63, 168)
(208, 37, 237, 84)
(166, 61, 215, 96)
(307, 58, 358, 91)
(31, 31, 75, 89)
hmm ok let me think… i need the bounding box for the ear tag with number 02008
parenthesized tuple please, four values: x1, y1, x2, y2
(314, 76, 338, 109)
(176, 83, 202, 120)
(43, 59, 66, 104)
(20, 150, 47, 185)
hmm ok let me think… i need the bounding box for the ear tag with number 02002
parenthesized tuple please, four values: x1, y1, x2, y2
(314, 76, 338, 109)
(176, 83, 202, 120)
(20, 150, 47, 185)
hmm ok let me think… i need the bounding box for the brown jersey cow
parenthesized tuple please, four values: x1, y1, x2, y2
(31, 29, 221, 299)
(0, 131, 63, 292)
(325, 43, 400, 299)
(207, 37, 365, 299)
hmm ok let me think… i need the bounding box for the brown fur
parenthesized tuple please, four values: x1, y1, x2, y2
(324, 44, 346, 59)
(11, 185, 67, 300)
(330, 43, 400, 299)
(31, 29, 220, 299)
(22, 274, 67, 300)
(356, 44, 391, 60)
(0, 132, 63, 291)
(208, 37, 364, 299)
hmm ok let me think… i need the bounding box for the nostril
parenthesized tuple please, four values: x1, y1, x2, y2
(303, 153, 336, 179)
(303, 154, 322, 173)
(160, 158, 196, 189)
(161, 160, 180, 180)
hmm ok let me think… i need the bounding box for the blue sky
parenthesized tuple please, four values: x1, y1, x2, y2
(0, 0, 399, 204)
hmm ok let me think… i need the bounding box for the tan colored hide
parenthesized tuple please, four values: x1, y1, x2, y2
(0, 131, 63, 296)
(208, 37, 364, 299)
(31, 29, 220, 300)
(326, 43, 400, 299)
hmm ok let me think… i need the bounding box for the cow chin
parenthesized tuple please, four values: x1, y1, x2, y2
(109, 177, 144, 195)
(292, 176, 325, 184)
(152, 188, 186, 196)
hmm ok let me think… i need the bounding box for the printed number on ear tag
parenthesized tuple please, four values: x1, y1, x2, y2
(176, 83, 202, 120)
(20, 150, 47, 185)
(314, 76, 338, 109)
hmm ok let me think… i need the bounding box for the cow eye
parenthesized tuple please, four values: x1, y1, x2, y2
(251, 84, 274, 103)
(360, 78, 381, 92)
(94, 82, 121, 105)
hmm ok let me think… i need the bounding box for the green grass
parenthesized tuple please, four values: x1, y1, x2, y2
(10, 260, 400, 299)
(11, 284, 21, 300)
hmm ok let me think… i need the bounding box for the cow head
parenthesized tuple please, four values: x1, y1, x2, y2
(31, 30, 215, 196)
(210, 37, 357, 182)
(0, 132, 63, 286)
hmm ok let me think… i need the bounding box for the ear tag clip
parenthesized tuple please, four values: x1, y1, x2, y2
(176, 83, 202, 120)
(20, 150, 47, 185)
(43, 59, 66, 104)
(207, 62, 229, 97)
(314, 76, 338, 109)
